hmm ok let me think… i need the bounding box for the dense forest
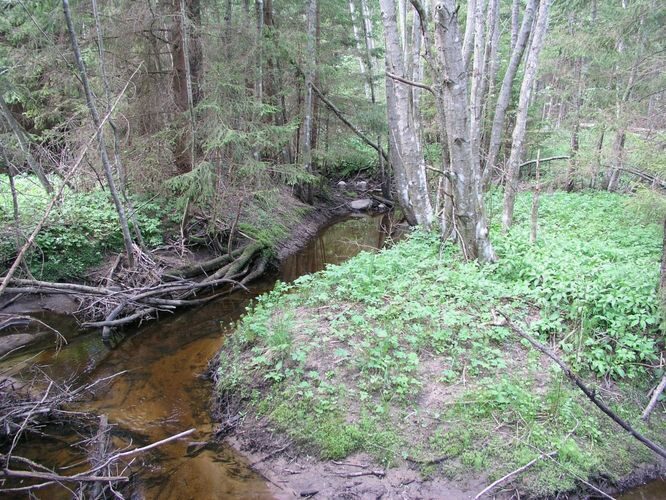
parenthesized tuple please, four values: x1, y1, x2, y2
(0, 0, 665, 498)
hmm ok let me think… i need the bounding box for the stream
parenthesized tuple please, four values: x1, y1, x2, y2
(3, 213, 664, 499)
(5, 214, 399, 499)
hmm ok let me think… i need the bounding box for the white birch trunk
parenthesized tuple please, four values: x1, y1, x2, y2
(379, 0, 433, 227)
(433, 0, 496, 263)
(482, 0, 537, 189)
(502, 0, 553, 231)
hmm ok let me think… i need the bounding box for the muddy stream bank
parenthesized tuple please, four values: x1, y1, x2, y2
(3, 214, 399, 499)
(2, 213, 663, 499)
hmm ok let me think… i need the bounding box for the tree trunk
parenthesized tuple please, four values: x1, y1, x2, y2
(502, 0, 552, 232)
(461, 0, 476, 72)
(606, 129, 626, 192)
(170, 0, 202, 174)
(511, 0, 520, 52)
(349, 0, 371, 100)
(0, 96, 52, 194)
(482, 0, 537, 189)
(62, 0, 135, 268)
(379, 0, 433, 227)
(299, 0, 317, 204)
(589, 127, 605, 189)
(661, 217, 666, 313)
(469, 0, 486, 171)
(480, 0, 500, 137)
(433, 1, 496, 262)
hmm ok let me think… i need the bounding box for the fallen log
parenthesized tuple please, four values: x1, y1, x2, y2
(164, 245, 246, 279)
(2, 241, 267, 340)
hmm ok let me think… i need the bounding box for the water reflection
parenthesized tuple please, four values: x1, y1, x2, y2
(5, 214, 399, 499)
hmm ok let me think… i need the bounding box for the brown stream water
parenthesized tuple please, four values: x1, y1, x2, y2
(5, 214, 399, 499)
(4, 214, 663, 498)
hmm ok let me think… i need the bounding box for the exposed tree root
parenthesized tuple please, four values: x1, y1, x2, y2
(0, 240, 267, 340)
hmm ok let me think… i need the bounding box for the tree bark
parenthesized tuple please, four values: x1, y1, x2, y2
(170, 0, 202, 174)
(432, 1, 496, 262)
(606, 129, 626, 192)
(299, 0, 317, 204)
(349, 0, 372, 100)
(379, 0, 433, 227)
(482, 0, 537, 190)
(469, 0, 486, 171)
(502, 0, 552, 231)
(461, 0, 476, 72)
(62, 0, 135, 268)
(0, 96, 52, 194)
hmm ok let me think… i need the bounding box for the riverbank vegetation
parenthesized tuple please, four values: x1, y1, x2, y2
(1, 0, 665, 496)
(218, 192, 665, 497)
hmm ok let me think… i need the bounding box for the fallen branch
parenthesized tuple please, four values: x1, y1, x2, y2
(386, 71, 434, 94)
(336, 470, 385, 478)
(474, 451, 556, 498)
(310, 82, 389, 165)
(519, 155, 569, 168)
(642, 374, 666, 422)
(496, 310, 666, 459)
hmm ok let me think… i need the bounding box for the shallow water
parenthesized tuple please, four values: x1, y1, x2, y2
(5, 214, 400, 498)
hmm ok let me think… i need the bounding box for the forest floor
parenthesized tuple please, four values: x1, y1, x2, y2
(215, 191, 666, 498)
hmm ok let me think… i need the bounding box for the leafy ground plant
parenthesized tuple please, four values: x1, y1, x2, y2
(218, 191, 665, 497)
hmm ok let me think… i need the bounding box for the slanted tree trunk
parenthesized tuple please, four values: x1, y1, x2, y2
(432, 0, 496, 262)
(461, 0, 476, 72)
(482, 0, 537, 190)
(62, 0, 135, 268)
(511, 0, 520, 52)
(502, 0, 552, 232)
(0, 96, 52, 194)
(379, 0, 433, 227)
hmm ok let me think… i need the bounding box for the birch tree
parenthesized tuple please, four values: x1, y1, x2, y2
(482, 0, 537, 190)
(502, 0, 553, 231)
(431, 0, 496, 262)
(379, 0, 433, 227)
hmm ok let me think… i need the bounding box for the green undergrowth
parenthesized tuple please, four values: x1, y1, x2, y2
(0, 175, 172, 281)
(218, 191, 665, 497)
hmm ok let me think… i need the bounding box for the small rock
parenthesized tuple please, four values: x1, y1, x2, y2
(350, 198, 373, 211)
(355, 180, 368, 190)
(378, 203, 386, 210)
(337, 180, 347, 188)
